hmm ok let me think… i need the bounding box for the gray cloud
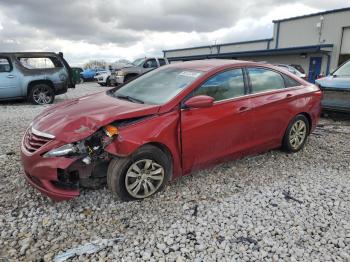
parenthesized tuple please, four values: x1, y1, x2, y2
(0, 0, 349, 63)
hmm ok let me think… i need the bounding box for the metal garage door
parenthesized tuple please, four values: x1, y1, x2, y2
(341, 27, 350, 54)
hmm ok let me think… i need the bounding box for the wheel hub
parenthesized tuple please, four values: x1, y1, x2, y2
(289, 120, 307, 150)
(125, 159, 165, 199)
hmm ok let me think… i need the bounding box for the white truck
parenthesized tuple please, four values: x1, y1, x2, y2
(115, 57, 168, 85)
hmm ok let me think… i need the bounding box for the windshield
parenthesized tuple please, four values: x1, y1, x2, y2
(132, 58, 146, 67)
(333, 60, 350, 76)
(113, 67, 203, 105)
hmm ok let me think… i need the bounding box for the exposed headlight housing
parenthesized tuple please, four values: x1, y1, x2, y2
(43, 125, 118, 158)
(43, 144, 78, 158)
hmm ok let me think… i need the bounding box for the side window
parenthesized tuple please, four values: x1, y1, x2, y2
(0, 58, 12, 72)
(193, 69, 245, 101)
(18, 57, 57, 69)
(248, 67, 285, 93)
(158, 59, 166, 66)
(283, 74, 301, 88)
(144, 59, 158, 68)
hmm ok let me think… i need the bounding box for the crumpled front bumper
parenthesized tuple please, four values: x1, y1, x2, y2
(21, 143, 80, 201)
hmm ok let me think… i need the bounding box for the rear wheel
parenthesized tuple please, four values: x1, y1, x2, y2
(107, 145, 170, 201)
(106, 77, 111, 86)
(28, 84, 55, 105)
(282, 114, 309, 152)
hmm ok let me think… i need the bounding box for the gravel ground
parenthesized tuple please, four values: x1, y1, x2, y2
(0, 82, 350, 261)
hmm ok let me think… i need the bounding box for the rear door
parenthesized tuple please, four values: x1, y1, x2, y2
(181, 68, 254, 173)
(0, 56, 20, 98)
(246, 67, 302, 150)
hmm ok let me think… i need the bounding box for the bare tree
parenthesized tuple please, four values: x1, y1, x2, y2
(83, 60, 107, 69)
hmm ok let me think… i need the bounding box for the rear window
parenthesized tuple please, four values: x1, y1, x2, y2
(18, 57, 62, 69)
(0, 58, 11, 72)
(158, 59, 166, 66)
(248, 67, 285, 93)
(283, 74, 301, 88)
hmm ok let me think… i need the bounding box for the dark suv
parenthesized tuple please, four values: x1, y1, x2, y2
(0, 52, 75, 104)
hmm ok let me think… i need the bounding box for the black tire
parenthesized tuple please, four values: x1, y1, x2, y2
(124, 74, 137, 82)
(282, 114, 310, 153)
(107, 145, 171, 201)
(106, 77, 111, 86)
(28, 84, 55, 105)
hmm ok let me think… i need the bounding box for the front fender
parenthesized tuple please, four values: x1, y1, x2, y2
(104, 110, 182, 179)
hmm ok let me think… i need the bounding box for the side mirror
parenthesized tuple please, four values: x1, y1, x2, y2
(143, 63, 149, 68)
(184, 95, 214, 109)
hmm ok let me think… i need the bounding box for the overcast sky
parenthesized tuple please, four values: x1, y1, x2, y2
(0, 0, 349, 66)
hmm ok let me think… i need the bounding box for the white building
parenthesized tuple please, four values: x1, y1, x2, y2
(163, 7, 350, 83)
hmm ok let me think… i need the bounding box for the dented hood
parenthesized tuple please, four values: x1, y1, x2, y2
(32, 91, 160, 143)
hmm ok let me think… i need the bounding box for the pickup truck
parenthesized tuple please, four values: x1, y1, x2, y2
(116, 57, 168, 84)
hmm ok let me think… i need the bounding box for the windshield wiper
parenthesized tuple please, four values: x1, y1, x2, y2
(116, 94, 144, 104)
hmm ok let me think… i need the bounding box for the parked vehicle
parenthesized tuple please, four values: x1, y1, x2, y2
(316, 59, 350, 112)
(71, 67, 83, 84)
(290, 64, 305, 74)
(80, 68, 106, 82)
(276, 64, 307, 79)
(0, 52, 75, 104)
(116, 57, 168, 84)
(95, 63, 132, 86)
(21, 60, 322, 201)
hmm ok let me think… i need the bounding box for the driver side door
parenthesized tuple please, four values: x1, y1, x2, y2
(181, 68, 254, 174)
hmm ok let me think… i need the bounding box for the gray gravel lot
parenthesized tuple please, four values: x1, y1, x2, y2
(0, 82, 350, 261)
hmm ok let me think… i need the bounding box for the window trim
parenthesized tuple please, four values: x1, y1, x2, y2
(195, 67, 248, 103)
(182, 66, 305, 110)
(281, 73, 302, 88)
(0, 56, 13, 73)
(246, 66, 287, 94)
(16, 56, 63, 70)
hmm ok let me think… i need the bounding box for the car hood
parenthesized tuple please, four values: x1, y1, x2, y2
(32, 91, 160, 143)
(316, 75, 350, 90)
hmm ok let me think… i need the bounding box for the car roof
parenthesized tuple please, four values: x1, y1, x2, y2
(167, 59, 265, 72)
(0, 52, 58, 56)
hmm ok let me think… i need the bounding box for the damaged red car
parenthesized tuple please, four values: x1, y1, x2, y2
(21, 60, 322, 201)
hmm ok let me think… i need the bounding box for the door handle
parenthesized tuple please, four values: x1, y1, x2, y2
(7, 75, 15, 78)
(286, 94, 293, 98)
(238, 106, 250, 112)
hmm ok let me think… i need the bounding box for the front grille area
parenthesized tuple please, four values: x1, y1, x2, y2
(24, 128, 52, 153)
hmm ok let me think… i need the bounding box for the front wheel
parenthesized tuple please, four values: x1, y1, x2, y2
(107, 145, 170, 201)
(28, 84, 55, 105)
(106, 77, 111, 86)
(282, 115, 309, 152)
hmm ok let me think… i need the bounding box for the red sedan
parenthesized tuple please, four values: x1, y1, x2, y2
(21, 60, 322, 201)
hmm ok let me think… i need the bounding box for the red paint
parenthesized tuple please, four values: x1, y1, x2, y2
(20, 60, 322, 201)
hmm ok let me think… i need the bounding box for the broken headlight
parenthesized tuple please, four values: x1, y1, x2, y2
(43, 125, 118, 158)
(43, 141, 86, 158)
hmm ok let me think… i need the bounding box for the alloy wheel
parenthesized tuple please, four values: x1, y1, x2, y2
(289, 120, 307, 150)
(32, 86, 53, 104)
(125, 159, 164, 199)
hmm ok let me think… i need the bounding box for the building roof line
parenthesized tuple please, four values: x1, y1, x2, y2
(273, 6, 350, 23)
(166, 44, 334, 60)
(163, 38, 273, 53)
